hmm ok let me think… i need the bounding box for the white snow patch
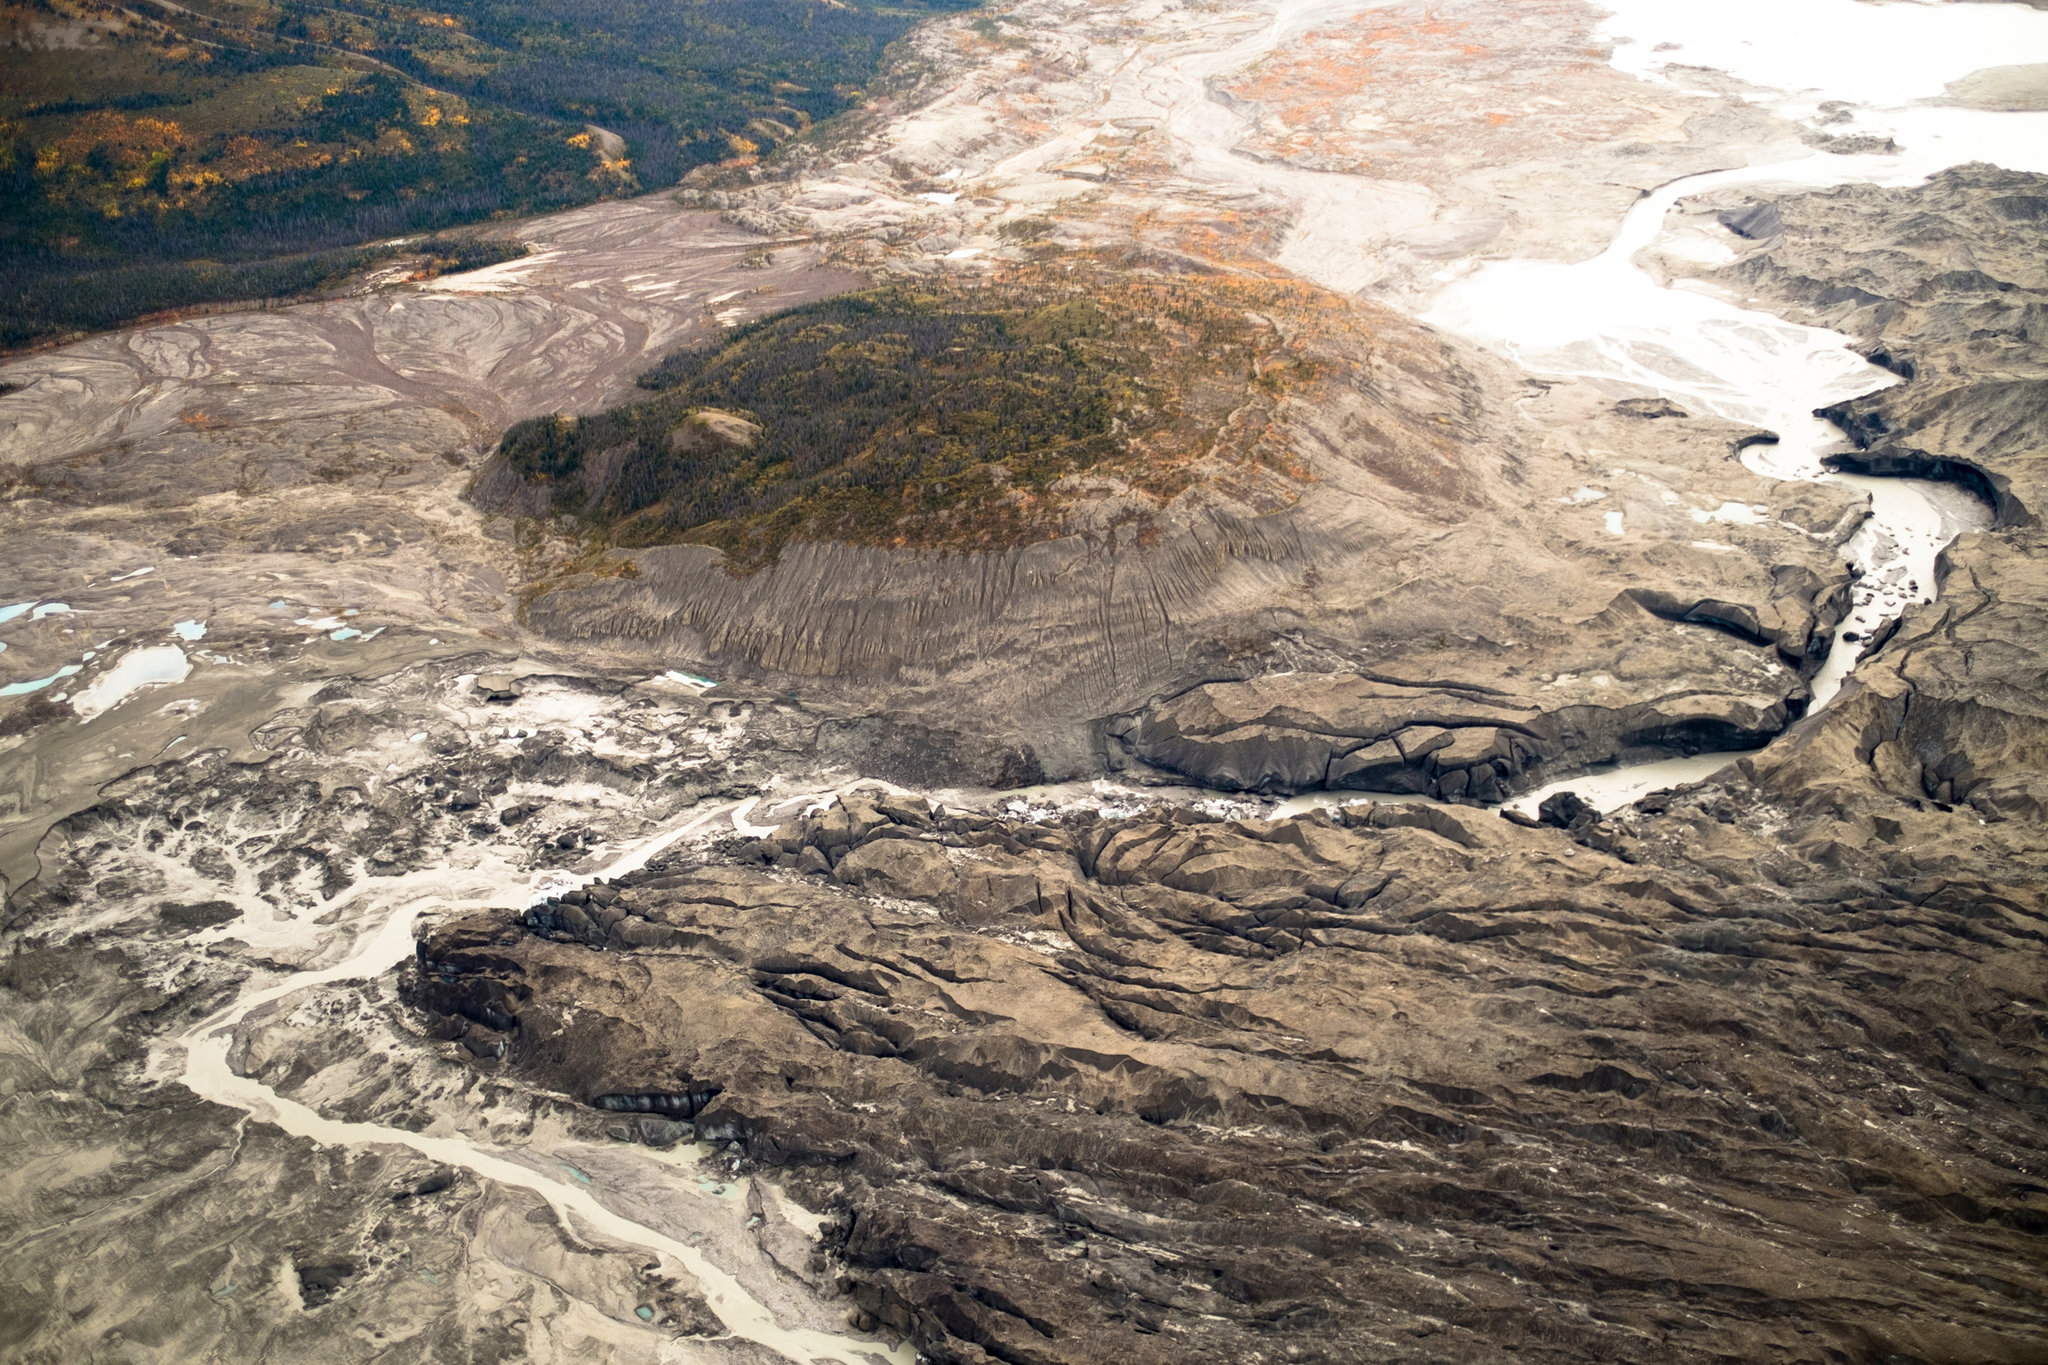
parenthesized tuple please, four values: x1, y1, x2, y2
(71, 645, 190, 722)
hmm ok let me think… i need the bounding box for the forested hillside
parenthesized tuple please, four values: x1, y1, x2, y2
(490, 268, 1341, 569)
(0, 0, 974, 348)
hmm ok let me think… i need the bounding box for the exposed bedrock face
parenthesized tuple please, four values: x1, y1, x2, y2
(411, 787, 2048, 1365)
(1109, 653, 1805, 801)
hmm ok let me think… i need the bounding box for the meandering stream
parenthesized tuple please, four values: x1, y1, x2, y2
(1442, 0, 2048, 811)
(1081, 0, 2043, 815)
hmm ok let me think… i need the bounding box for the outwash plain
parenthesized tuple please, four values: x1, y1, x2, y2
(3, 1, 2047, 1362)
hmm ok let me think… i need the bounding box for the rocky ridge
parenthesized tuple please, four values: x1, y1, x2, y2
(409, 775, 2048, 1364)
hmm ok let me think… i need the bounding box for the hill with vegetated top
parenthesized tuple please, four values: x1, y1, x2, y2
(477, 264, 1437, 567)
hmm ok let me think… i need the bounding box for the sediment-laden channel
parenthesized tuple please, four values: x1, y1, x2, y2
(167, 799, 913, 1364)
(1431, 161, 1999, 812)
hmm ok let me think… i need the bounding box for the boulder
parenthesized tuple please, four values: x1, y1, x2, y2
(1327, 739, 1421, 791)
(637, 1116, 693, 1147)
(878, 793, 935, 827)
(1538, 790, 1595, 830)
(474, 673, 525, 703)
(952, 857, 1067, 925)
(834, 839, 957, 900)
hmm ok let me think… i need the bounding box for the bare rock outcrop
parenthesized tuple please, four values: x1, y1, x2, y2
(414, 789, 2048, 1365)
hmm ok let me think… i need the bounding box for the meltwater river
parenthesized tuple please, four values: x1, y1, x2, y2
(1424, 0, 2048, 813)
(1426, 157, 2000, 814)
(165, 798, 915, 1365)
(1085, 0, 2048, 814)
